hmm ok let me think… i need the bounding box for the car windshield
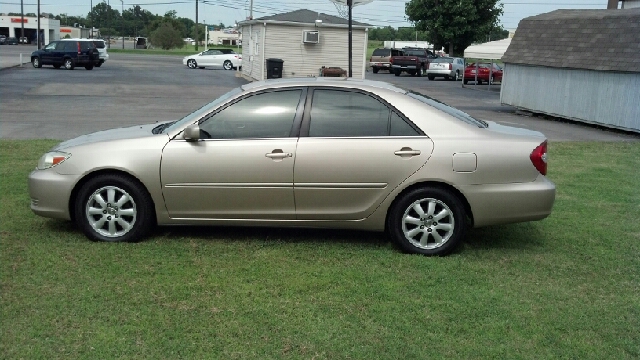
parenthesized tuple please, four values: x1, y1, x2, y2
(407, 91, 488, 128)
(432, 57, 453, 63)
(161, 87, 244, 134)
(404, 50, 424, 56)
(372, 49, 389, 56)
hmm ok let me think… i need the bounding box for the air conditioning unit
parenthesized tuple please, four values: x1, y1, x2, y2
(302, 30, 319, 44)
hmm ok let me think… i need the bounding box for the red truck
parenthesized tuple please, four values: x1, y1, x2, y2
(390, 47, 438, 77)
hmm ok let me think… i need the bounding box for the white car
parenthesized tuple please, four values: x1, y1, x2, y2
(183, 49, 242, 70)
(426, 57, 465, 81)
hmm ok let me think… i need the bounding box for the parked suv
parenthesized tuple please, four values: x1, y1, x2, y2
(31, 39, 100, 70)
(0, 35, 6, 45)
(369, 48, 403, 73)
(89, 39, 109, 66)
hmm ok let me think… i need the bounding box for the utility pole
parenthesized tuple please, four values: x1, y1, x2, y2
(195, 0, 199, 51)
(90, 0, 93, 38)
(120, 0, 124, 49)
(37, 0, 41, 48)
(107, 0, 110, 49)
(20, 0, 24, 42)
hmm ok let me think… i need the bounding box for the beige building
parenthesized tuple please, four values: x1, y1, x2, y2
(238, 9, 370, 81)
(207, 28, 240, 46)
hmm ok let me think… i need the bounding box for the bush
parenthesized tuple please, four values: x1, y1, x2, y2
(149, 22, 184, 50)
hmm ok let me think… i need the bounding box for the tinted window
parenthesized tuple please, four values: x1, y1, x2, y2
(79, 41, 94, 51)
(404, 49, 424, 56)
(309, 90, 390, 137)
(200, 90, 302, 139)
(93, 40, 105, 49)
(390, 111, 420, 136)
(220, 49, 235, 54)
(372, 49, 390, 56)
(432, 57, 453, 63)
(407, 91, 487, 128)
(63, 42, 76, 51)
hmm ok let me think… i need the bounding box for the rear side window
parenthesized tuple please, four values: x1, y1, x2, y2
(63, 42, 76, 51)
(79, 41, 94, 51)
(372, 49, 390, 57)
(407, 91, 487, 128)
(93, 41, 105, 49)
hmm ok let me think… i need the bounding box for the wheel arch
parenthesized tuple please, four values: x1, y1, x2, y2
(68, 169, 157, 224)
(384, 180, 474, 232)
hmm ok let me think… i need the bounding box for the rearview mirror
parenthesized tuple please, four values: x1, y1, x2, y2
(183, 124, 201, 141)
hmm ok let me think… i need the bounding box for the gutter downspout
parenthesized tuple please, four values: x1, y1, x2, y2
(261, 22, 266, 80)
(362, 28, 368, 79)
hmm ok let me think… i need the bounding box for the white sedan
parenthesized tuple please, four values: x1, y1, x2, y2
(183, 49, 242, 70)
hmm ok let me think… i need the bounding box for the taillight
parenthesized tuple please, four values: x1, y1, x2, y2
(390, 57, 393, 64)
(77, 42, 81, 54)
(530, 141, 548, 175)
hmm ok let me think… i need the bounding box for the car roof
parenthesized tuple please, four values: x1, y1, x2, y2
(241, 78, 408, 94)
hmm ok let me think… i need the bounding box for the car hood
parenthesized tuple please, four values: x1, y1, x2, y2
(485, 121, 545, 139)
(52, 123, 166, 151)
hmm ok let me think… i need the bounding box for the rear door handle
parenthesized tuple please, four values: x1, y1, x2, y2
(394, 148, 421, 157)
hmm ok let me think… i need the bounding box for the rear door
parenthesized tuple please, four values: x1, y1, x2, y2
(293, 88, 433, 220)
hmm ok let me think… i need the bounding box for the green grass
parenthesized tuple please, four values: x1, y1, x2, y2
(1, 140, 639, 359)
(108, 44, 242, 56)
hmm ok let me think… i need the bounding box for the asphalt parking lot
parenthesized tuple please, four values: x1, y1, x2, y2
(1, 47, 638, 142)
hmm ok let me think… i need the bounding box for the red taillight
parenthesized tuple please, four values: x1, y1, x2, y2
(448, 63, 452, 70)
(389, 57, 393, 64)
(530, 141, 548, 175)
(77, 42, 81, 54)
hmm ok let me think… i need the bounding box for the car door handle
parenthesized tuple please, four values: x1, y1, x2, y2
(394, 148, 421, 157)
(266, 151, 292, 159)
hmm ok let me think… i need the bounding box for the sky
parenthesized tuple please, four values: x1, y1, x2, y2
(0, 0, 612, 30)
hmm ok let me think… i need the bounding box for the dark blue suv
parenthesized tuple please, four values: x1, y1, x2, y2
(31, 39, 100, 70)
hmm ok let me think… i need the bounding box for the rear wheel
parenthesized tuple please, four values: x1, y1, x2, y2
(85, 64, 94, 70)
(416, 66, 422, 77)
(64, 58, 75, 70)
(453, 71, 459, 81)
(489, 75, 495, 84)
(428, 75, 434, 81)
(223, 60, 233, 70)
(95, 62, 102, 68)
(394, 69, 401, 77)
(463, 79, 469, 84)
(372, 67, 379, 74)
(388, 187, 467, 256)
(74, 174, 155, 243)
(32, 57, 42, 68)
(187, 59, 197, 69)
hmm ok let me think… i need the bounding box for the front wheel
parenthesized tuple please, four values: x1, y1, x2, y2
(32, 57, 42, 68)
(223, 60, 233, 70)
(387, 187, 467, 256)
(187, 59, 197, 69)
(416, 66, 422, 77)
(64, 58, 75, 70)
(85, 64, 94, 70)
(74, 174, 155, 242)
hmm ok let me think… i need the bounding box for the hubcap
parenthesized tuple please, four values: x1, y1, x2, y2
(85, 186, 137, 238)
(401, 198, 455, 250)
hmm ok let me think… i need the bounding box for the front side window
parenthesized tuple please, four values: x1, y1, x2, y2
(308, 89, 420, 137)
(45, 42, 57, 50)
(199, 90, 302, 139)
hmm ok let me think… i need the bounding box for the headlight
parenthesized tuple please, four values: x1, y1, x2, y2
(37, 151, 71, 170)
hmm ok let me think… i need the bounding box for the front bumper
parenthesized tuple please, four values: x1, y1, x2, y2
(28, 169, 80, 220)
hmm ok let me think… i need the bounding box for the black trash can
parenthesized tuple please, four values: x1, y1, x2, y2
(266, 58, 284, 79)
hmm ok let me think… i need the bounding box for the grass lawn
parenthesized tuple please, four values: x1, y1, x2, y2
(1, 140, 639, 359)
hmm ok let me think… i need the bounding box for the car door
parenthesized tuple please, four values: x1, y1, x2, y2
(197, 50, 215, 66)
(160, 88, 306, 219)
(40, 42, 58, 65)
(294, 88, 433, 220)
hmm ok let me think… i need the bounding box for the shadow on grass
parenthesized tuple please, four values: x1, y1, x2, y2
(464, 222, 545, 253)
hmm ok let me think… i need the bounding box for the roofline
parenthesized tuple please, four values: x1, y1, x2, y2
(237, 19, 370, 30)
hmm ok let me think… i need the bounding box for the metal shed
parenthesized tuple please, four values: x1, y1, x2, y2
(500, 8, 640, 133)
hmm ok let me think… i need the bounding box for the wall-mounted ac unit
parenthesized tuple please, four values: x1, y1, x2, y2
(302, 30, 319, 44)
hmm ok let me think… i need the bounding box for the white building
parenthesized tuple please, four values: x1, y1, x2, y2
(238, 9, 370, 81)
(0, 15, 60, 45)
(207, 28, 241, 46)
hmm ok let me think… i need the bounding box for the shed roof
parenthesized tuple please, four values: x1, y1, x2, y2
(502, 8, 640, 73)
(244, 9, 370, 27)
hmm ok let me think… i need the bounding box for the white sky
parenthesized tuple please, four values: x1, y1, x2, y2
(0, 0, 611, 30)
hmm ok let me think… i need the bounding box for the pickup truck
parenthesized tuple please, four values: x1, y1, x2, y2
(390, 48, 437, 77)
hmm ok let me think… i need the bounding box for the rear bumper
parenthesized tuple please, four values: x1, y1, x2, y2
(426, 69, 454, 77)
(369, 62, 391, 69)
(392, 65, 419, 70)
(460, 175, 556, 227)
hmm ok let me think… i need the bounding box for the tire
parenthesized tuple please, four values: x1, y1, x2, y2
(416, 66, 422, 77)
(85, 64, 94, 70)
(489, 76, 494, 85)
(223, 60, 233, 70)
(445, 75, 450, 80)
(53, 64, 61, 69)
(95, 62, 102, 68)
(187, 59, 197, 69)
(408, 70, 416, 76)
(74, 174, 155, 242)
(387, 187, 467, 256)
(453, 71, 459, 81)
(32, 57, 42, 68)
(372, 67, 379, 74)
(394, 70, 401, 77)
(463, 79, 468, 84)
(427, 75, 434, 81)
(64, 58, 75, 70)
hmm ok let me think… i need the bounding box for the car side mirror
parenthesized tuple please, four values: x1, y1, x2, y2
(183, 124, 201, 141)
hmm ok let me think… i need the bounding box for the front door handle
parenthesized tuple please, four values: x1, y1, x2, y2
(394, 147, 421, 157)
(266, 149, 292, 160)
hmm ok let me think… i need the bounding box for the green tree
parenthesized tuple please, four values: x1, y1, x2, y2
(405, 0, 503, 56)
(149, 22, 184, 50)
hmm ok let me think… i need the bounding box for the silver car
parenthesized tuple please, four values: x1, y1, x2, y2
(427, 57, 465, 81)
(28, 78, 555, 256)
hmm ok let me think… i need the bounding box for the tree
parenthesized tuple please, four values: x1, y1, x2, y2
(405, 0, 503, 56)
(149, 22, 184, 50)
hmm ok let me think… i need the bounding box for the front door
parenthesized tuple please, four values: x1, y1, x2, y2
(160, 88, 306, 220)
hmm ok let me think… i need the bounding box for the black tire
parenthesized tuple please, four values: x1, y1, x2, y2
(95, 62, 102, 68)
(463, 79, 468, 84)
(187, 59, 197, 69)
(372, 67, 379, 74)
(74, 174, 155, 243)
(394, 70, 401, 77)
(489, 76, 495, 85)
(64, 58, 75, 70)
(387, 187, 467, 256)
(32, 57, 42, 68)
(477, 79, 483, 85)
(53, 64, 61, 69)
(452, 71, 459, 81)
(428, 75, 434, 81)
(408, 70, 416, 76)
(416, 66, 422, 77)
(223, 60, 233, 70)
(445, 75, 450, 80)
(85, 64, 94, 70)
